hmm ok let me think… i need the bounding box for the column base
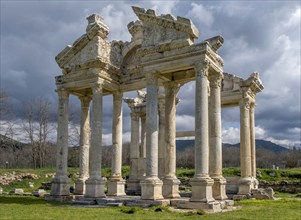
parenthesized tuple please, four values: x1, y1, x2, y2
(107, 177, 126, 196)
(85, 177, 106, 198)
(238, 177, 252, 195)
(74, 178, 88, 195)
(252, 177, 259, 189)
(141, 177, 164, 200)
(126, 178, 141, 192)
(211, 176, 228, 200)
(50, 176, 70, 196)
(162, 177, 181, 198)
(190, 176, 215, 202)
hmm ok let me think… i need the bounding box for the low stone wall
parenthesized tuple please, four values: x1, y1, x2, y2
(259, 180, 301, 193)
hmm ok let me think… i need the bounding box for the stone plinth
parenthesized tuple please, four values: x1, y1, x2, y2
(190, 177, 215, 202)
(162, 177, 181, 198)
(50, 176, 70, 196)
(238, 177, 252, 195)
(211, 176, 228, 200)
(140, 177, 164, 200)
(85, 178, 106, 198)
(107, 179, 126, 196)
(75, 178, 87, 195)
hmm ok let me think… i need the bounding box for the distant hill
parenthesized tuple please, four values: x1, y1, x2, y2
(0, 134, 26, 149)
(176, 139, 289, 153)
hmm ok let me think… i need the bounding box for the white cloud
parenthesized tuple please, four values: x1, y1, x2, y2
(150, 0, 179, 14)
(176, 115, 195, 131)
(186, 3, 214, 27)
(222, 127, 240, 144)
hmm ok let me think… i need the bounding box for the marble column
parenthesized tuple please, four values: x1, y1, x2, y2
(138, 114, 146, 178)
(238, 96, 253, 195)
(75, 96, 91, 195)
(85, 80, 106, 198)
(108, 92, 126, 196)
(50, 89, 70, 196)
(250, 102, 258, 188)
(190, 62, 214, 202)
(208, 73, 228, 200)
(158, 92, 166, 179)
(127, 112, 140, 192)
(162, 81, 180, 198)
(141, 74, 163, 200)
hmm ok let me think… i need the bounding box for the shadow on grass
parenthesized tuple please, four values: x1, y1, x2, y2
(0, 195, 69, 207)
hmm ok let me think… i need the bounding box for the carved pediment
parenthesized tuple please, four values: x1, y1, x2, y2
(55, 14, 123, 75)
(132, 6, 199, 48)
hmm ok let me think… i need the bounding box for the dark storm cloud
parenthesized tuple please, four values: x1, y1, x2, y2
(0, 1, 300, 145)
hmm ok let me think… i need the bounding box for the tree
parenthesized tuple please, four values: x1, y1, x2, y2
(22, 97, 55, 168)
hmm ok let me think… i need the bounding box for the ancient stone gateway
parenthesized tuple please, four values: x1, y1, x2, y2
(48, 7, 264, 209)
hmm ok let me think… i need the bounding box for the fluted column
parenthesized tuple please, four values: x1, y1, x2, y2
(85, 80, 106, 198)
(250, 102, 258, 188)
(141, 73, 163, 200)
(50, 89, 70, 196)
(162, 81, 180, 198)
(190, 62, 214, 202)
(107, 92, 126, 196)
(238, 96, 252, 195)
(208, 72, 228, 200)
(75, 96, 91, 195)
(138, 114, 146, 179)
(127, 112, 140, 193)
(158, 92, 166, 179)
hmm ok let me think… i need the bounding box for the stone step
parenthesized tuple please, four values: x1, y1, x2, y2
(106, 202, 123, 207)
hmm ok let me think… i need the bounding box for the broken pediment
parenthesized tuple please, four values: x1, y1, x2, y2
(55, 14, 123, 74)
(131, 6, 199, 48)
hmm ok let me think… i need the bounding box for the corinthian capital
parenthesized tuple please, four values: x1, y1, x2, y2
(91, 79, 104, 94)
(57, 89, 69, 100)
(79, 96, 91, 108)
(209, 72, 223, 88)
(194, 61, 209, 78)
(146, 73, 158, 85)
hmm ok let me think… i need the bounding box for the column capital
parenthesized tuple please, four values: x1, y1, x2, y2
(208, 72, 223, 88)
(91, 79, 104, 94)
(146, 73, 158, 85)
(79, 96, 91, 108)
(240, 97, 252, 110)
(130, 112, 140, 121)
(113, 91, 123, 100)
(163, 81, 181, 93)
(56, 89, 69, 99)
(194, 61, 210, 78)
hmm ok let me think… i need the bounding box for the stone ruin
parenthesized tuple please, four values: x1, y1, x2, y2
(46, 7, 264, 210)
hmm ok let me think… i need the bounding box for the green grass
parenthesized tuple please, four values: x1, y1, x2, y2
(0, 195, 300, 220)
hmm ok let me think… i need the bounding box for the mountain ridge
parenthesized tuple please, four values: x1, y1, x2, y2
(176, 139, 289, 153)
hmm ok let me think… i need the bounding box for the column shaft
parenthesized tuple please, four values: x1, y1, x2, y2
(108, 92, 125, 196)
(163, 81, 180, 198)
(238, 96, 253, 195)
(75, 96, 91, 195)
(209, 73, 227, 200)
(194, 64, 210, 178)
(50, 89, 70, 196)
(111, 92, 123, 178)
(190, 62, 214, 202)
(85, 80, 106, 198)
(250, 103, 256, 178)
(158, 93, 166, 179)
(126, 112, 140, 193)
(141, 74, 163, 200)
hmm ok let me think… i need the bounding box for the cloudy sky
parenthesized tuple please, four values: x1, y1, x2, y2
(1, 0, 300, 147)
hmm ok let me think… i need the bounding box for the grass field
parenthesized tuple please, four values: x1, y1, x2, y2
(1, 167, 300, 219)
(0, 195, 300, 220)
